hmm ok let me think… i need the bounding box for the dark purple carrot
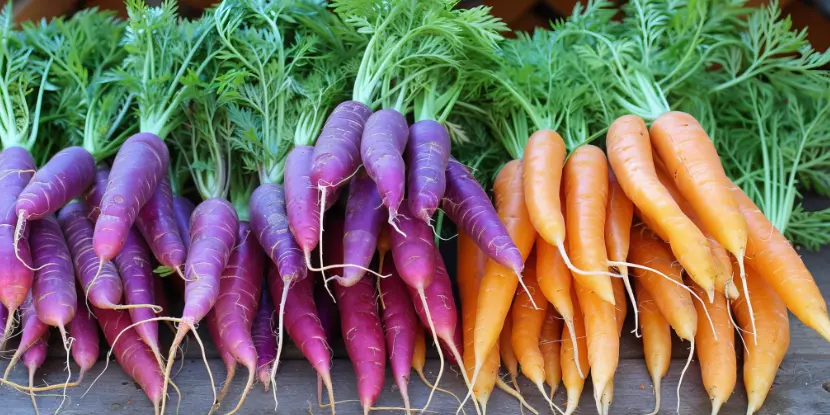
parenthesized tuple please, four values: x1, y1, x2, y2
(0, 147, 36, 349)
(315, 278, 339, 343)
(378, 253, 418, 412)
(250, 184, 306, 283)
(84, 164, 110, 222)
(0, 300, 6, 342)
(15, 146, 96, 259)
(135, 177, 186, 272)
(252, 286, 277, 390)
(284, 146, 320, 261)
(207, 308, 237, 412)
(23, 333, 49, 414)
(94, 132, 169, 263)
(406, 120, 451, 223)
(93, 306, 164, 415)
(212, 221, 264, 414)
(31, 215, 77, 337)
(173, 196, 195, 251)
(360, 109, 409, 232)
(3, 293, 50, 379)
(68, 299, 99, 382)
(443, 158, 524, 274)
(113, 228, 161, 363)
(160, 197, 237, 414)
(340, 170, 386, 286)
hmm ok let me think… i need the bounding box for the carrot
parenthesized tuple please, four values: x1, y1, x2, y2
(636, 281, 671, 415)
(689, 279, 736, 415)
(511, 256, 560, 412)
(539, 307, 562, 397)
(500, 308, 520, 391)
(651, 157, 738, 299)
(574, 280, 619, 414)
(470, 160, 537, 395)
(560, 285, 589, 415)
(732, 260, 790, 414)
(650, 112, 748, 300)
(606, 114, 716, 298)
(730, 184, 830, 342)
(601, 279, 628, 415)
(562, 145, 614, 304)
(605, 168, 636, 327)
(536, 237, 583, 378)
(523, 130, 566, 249)
(412, 324, 427, 385)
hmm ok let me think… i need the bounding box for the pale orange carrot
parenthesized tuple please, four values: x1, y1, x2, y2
(539, 307, 562, 397)
(523, 130, 567, 249)
(689, 280, 736, 415)
(574, 281, 619, 414)
(636, 281, 671, 415)
(732, 260, 790, 414)
(731, 184, 830, 342)
(563, 145, 614, 304)
(606, 168, 636, 328)
(561, 285, 589, 415)
(500, 307, 519, 391)
(612, 277, 627, 336)
(606, 115, 716, 299)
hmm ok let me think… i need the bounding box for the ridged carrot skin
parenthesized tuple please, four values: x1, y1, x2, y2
(16, 146, 95, 221)
(249, 183, 306, 282)
(574, 280, 619, 413)
(68, 299, 99, 379)
(284, 146, 321, 255)
(561, 285, 589, 415)
(523, 129, 567, 246)
(606, 115, 716, 296)
(341, 170, 385, 286)
(114, 228, 159, 355)
(135, 177, 187, 269)
(730, 185, 830, 342)
(563, 145, 614, 304)
(378, 253, 417, 410)
(636, 282, 671, 415)
(252, 288, 277, 388)
(540, 307, 562, 394)
(406, 120, 451, 222)
(84, 164, 110, 222)
(511, 259, 548, 387)
(31, 215, 77, 330)
(4, 293, 50, 375)
(690, 280, 736, 414)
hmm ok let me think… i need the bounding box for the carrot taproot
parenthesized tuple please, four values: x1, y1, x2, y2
(730, 184, 830, 342)
(560, 285, 589, 415)
(732, 260, 790, 414)
(689, 279, 736, 415)
(500, 308, 519, 391)
(606, 115, 716, 298)
(636, 281, 671, 415)
(574, 280, 619, 414)
(600, 278, 628, 415)
(563, 145, 614, 304)
(539, 307, 562, 398)
(606, 168, 636, 327)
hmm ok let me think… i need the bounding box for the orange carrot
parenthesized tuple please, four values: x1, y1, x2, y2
(606, 115, 716, 299)
(563, 145, 614, 304)
(560, 285, 589, 415)
(523, 130, 566, 248)
(574, 282, 619, 414)
(731, 185, 830, 342)
(500, 307, 519, 391)
(536, 236, 582, 378)
(472, 160, 537, 390)
(606, 168, 636, 324)
(611, 277, 627, 336)
(539, 307, 562, 397)
(689, 279, 736, 415)
(732, 261, 790, 414)
(636, 281, 671, 415)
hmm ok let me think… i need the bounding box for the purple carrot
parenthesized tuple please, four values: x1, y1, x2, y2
(207, 308, 237, 411)
(360, 109, 409, 229)
(252, 287, 277, 390)
(378, 253, 418, 412)
(113, 228, 161, 361)
(443, 158, 524, 274)
(250, 184, 306, 283)
(315, 278, 339, 343)
(84, 164, 110, 222)
(135, 177, 187, 271)
(389, 204, 436, 291)
(160, 197, 237, 414)
(212, 221, 264, 413)
(310, 101, 373, 199)
(284, 146, 321, 260)
(94, 306, 164, 414)
(406, 120, 451, 223)
(94, 133, 169, 262)
(31, 214, 77, 340)
(22, 333, 49, 413)
(0, 300, 6, 341)
(173, 196, 195, 251)
(16, 145, 96, 225)
(3, 293, 50, 379)
(68, 299, 99, 381)
(335, 272, 386, 415)
(0, 147, 36, 349)
(58, 202, 124, 309)
(339, 170, 386, 286)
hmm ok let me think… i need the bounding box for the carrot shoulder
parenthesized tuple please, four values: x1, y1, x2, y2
(523, 129, 567, 247)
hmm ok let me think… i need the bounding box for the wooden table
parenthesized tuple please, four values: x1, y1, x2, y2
(3, 229, 830, 414)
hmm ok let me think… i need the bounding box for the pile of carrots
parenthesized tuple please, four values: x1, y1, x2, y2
(453, 110, 828, 415)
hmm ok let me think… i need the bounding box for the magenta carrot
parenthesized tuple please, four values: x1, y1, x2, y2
(379, 252, 418, 411)
(250, 184, 307, 285)
(23, 334, 48, 413)
(212, 221, 264, 413)
(0, 147, 36, 349)
(316, 279, 339, 342)
(93, 133, 169, 262)
(284, 146, 321, 262)
(135, 177, 187, 272)
(3, 293, 50, 379)
(252, 287, 277, 390)
(340, 169, 386, 286)
(406, 119, 451, 223)
(84, 164, 110, 222)
(207, 308, 237, 409)
(31, 214, 77, 342)
(443, 157, 524, 275)
(94, 306, 164, 414)
(68, 298, 99, 381)
(361, 109, 409, 229)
